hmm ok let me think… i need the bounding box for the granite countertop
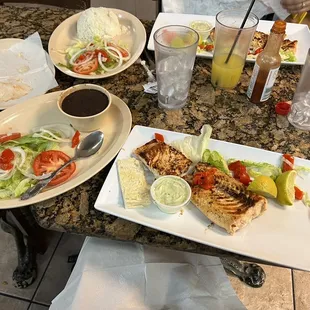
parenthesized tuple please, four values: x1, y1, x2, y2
(1, 6, 308, 261)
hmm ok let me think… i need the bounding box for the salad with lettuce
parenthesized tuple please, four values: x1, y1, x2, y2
(169, 124, 309, 207)
(59, 36, 131, 75)
(0, 124, 79, 199)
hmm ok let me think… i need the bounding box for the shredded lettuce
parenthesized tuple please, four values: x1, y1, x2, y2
(171, 125, 212, 163)
(227, 159, 281, 180)
(303, 192, 310, 208)
(280, 50, 297, 62)
(0, 128, 66, 199)
(203, 149, 230, 174)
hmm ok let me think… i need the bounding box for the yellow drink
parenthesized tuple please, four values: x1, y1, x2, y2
(211, 54, 245, 89)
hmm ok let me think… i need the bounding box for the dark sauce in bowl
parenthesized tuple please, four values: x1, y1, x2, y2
(61, 89, 109, 117)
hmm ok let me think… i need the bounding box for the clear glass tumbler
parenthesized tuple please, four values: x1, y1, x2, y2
(211, 9, 259, 89)
(288, 49, 310, 130)
(154, 25, 199, 109)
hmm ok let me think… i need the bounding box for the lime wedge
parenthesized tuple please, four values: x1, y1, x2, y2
(275, 170, 296, 206)
(247, 175, 277, 198)
(170, 37, 185, 48)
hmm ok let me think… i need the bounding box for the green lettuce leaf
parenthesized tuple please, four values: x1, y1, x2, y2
(228, 159, 281, 180)
(202, 149, 230, 174)
(171, 124, 212, 163)
(280, 50, 297, 62)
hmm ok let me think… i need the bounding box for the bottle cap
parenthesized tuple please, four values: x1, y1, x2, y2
(271, 20, 286, 34)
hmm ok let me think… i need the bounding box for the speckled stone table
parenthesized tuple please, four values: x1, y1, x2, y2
(1, 6, 307, 266)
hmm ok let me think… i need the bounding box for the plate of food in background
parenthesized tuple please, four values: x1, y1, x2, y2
(147, 13, 310, 65)
(48, 7, 146, 79)
(0, 36, 57, 109)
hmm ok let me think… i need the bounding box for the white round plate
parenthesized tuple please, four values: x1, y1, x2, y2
(0, 90, 132, 209)
(0, 38, 56, 110)
(48, 9, 146, 79)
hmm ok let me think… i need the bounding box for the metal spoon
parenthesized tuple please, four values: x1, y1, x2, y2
(21, 131, 104, 200)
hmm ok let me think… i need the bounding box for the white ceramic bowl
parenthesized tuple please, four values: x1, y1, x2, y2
(57, 84, 111, 132)
(150, 175, 192, 214)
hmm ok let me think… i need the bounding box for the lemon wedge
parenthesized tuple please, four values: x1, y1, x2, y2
(247, 175, 277, 198)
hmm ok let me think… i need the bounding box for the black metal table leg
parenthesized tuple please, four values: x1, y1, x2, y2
(0, 210, 37, 288)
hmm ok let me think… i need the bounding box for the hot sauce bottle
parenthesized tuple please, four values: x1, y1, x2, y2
(247, 20, 286, 104)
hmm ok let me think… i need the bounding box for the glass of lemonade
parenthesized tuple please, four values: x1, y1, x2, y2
(211, 9, 259, 89)
(154, 25, 199, 109)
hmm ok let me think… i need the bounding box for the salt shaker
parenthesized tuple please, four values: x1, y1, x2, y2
(288, 49, 310, 130)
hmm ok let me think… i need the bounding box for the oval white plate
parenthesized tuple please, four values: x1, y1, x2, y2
(0, 90, 132, 209)
(0, 38, 56, 109)
(48, 9, 146, 79)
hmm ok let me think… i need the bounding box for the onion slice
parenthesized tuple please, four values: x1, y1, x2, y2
(10, 147, 26, 168)
(69, 48, 86, 66)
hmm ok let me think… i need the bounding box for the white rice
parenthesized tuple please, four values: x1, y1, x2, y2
(77, 7, 128, 42)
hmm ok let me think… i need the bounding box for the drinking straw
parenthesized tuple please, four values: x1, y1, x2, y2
(292, 12, 307, 24)
(225, 0, 256, 64)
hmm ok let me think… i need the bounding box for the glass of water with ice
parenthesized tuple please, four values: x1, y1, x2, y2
(154, 25, 199, 109)
(288, 49, 310, 130)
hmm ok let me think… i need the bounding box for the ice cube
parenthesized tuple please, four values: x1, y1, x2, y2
(157, 56, 183, 73)
(160, 84, 174, 97)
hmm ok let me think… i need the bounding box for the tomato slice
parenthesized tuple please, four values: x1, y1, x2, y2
(72, 131, 80, 148)
(228, 161, 251, 185)
(95, 49, 110, 60)
(1, 149, 15, 163)
(155, 133, 164, 142)
(282, 154, 294, 172)
(107, 42, 130, 58)
(74, 51, 95, 65)
(0, 162, 13, 171)
(33, 150, 76, 186)
(73, 58, 98, 75)
(294, 186, 304, 200)
(275, 102, 291, 116)
(204, 44, 214, 51)
(0, 133, 21, 143)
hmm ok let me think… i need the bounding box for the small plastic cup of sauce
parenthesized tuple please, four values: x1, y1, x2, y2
(151, 175, 192, 214)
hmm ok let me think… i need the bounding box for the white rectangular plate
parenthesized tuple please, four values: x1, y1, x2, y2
(147, 13, 310, 65)
(95, 125, 310, 271)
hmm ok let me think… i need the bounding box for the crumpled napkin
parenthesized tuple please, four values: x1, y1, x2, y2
(50, 237, 246, 310)
(0, 32, 58, 107)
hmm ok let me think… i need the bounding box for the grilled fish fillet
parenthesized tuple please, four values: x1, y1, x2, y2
(134, 139, 192, 177)
(187, 163, 267, 235)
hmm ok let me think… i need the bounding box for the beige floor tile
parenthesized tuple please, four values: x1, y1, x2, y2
(33, 233, 85, 305)
(0, 295, 29, 310)
(0, 228, 62, 300)
(229, 264, 294, 310)
(293, 269, 310, 310)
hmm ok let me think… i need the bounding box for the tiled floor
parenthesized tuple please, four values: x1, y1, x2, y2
(0, 226, 309, 310)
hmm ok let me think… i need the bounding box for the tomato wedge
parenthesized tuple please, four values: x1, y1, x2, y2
(254, 47, 264, 55)
(282, 154, 294, 172)
(73, 58, 98, 75)
(155, 133, 164, 142)
(72, 131, 80, 148)
(0, 133, 21, 143)
(228, 161, 251, 186)
(107, 42, 130, 58)
(295, 186, 304, 200)
(33, 151, 76, 186)
(193, 168, 217, 190)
